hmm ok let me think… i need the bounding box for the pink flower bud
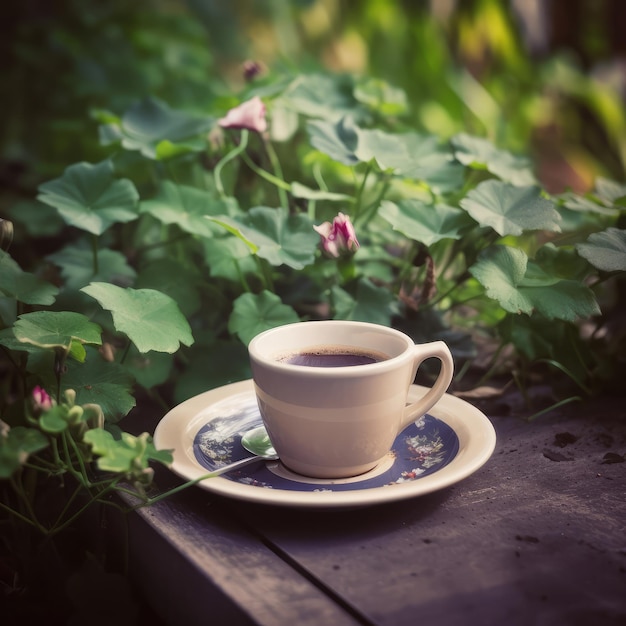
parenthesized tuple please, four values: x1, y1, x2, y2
(218, 96, 267, 134)
(314, 213, 360, 258)
(32, 386, 54, 412)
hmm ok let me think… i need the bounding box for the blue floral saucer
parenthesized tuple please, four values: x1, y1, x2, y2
(154, 379, 496, 509)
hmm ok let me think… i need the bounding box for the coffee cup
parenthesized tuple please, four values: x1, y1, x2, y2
(248, 320, 454, 478)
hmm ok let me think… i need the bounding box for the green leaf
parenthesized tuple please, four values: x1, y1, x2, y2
(379, 200, 472, 246)
(47, 242, 136, 290)
(451, 133, 537, 186)
(124, 347, 173, 390)
(6, 200, 64, 237)
(594, 177, 626, 206)
(228, 291, 299, 345)
(331, 278, 398, 325)
(100, 97, 214, 160)
(210, 207, 318, 270)
(135, 258, 201, 318)
(140, 181, 239, 238)
(354, 77, 408, 116)
(470, 246, 600, 320)
(281, 73, 360, 120)
(81, 282, 194, 354)
(84, 429, 172, 474)
(201, 237, 256, 281)
(0, 250, 59, 305)
(375, 133, 464, 193)
(13, 311, 102, 353)
(39, 405, 70, 434)
(460, 181, 561, 236)
(63, 349, 136, 420)
(307, 116, 360, 166)
(0, 427, 49, 478)
(37, 160, 139, 236)
(575, 227, 626, 272)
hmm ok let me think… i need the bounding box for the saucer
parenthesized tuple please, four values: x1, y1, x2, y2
(153, 379, 496, 509)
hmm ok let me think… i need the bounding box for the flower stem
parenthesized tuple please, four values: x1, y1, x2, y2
(262, 136, 289, 209)
(214, 129, 250, 197)
(91, 234, 99, 275)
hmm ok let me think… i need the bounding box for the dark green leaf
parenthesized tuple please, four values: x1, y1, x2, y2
(379, 200, 472, 246)
(135, 258, 201, 317)
(357, 130, 464, 193)
(201, 237, 256, 281)
(0, 250, 59, 305)
(228, 291, 299, 344)
(460, 181, 561, 236)
(281, 73, 359, 120)
(210, 207, 318, 270)
(575, 227, 626, 272)
(140, 181, 239, 238)
(307, 116, 360, 165)
(47, 242, 136, 290)
(100, 97, 214, 159)
(37, 160, 139, 236)
(332, 278, 398, 324)
(0, 427, 49, 478)
(452, 133, 536, 186)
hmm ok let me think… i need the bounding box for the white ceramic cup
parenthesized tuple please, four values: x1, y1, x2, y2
(248, 320, 454, 478)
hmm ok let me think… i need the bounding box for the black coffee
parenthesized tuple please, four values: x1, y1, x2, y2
(277, 347, 388, 368)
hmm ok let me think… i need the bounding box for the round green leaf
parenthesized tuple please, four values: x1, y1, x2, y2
(101, 96, 214, 160)
(331, 278, 398, 325)
(460, 180, 561, 236)
(0, 427, 49, 478)
(0, 250, 59, 306)
(13, 311, 102, 352)
(81, 282, 194, 354)
(575, 227, 626, 272)
(452, 133, 537, 186)
(140, 181, 238, 238)
(47, 242, 136, 290)
(211, 207, 318, 270)
(379, 200, 472, 246)
(469, 246, 532, 314)
(37, 160, 139, 236)
(470, 246, 600, 320)
(228, 291, 299, 345)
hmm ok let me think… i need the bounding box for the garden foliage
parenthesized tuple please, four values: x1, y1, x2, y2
(2, 69, 625, 503)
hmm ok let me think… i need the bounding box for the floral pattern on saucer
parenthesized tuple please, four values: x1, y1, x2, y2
(193, 401, 459, 493)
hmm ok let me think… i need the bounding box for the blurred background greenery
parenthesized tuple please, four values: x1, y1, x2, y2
(2, 0, 625, 201)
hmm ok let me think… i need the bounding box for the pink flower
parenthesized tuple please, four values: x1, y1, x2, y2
(314, 213, 360, 258)
(218, 96, 267, 133)
(32, 386, 54, 412)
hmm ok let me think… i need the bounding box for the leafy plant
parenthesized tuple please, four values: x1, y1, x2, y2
(1, 65, 625, 622)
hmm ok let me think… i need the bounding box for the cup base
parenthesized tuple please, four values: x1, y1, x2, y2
(280, 457, 382, 479)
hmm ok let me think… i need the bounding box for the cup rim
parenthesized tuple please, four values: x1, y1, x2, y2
(248, 320, 415, 376)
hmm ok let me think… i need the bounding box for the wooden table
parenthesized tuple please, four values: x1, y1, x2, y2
(122, 393, 626, 626)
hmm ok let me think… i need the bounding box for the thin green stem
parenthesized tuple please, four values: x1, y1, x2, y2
(353, 163, 372, 221)
(214, 129, 250, 197)
(91, 234, 99, 275)
(526, 396, 582, 422)
(240, 151, 292, 192)
(263, 137, 289, 208)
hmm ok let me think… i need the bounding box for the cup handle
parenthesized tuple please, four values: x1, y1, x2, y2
(399, 341, 454, 432)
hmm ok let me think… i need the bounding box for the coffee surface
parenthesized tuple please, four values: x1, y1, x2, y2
(277, 347, 388, 367)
